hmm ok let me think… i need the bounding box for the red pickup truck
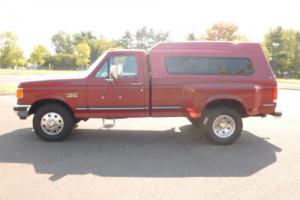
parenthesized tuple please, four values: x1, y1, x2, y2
(14, 42, 281, 144)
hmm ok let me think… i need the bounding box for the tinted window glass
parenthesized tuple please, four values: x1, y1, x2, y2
(165, 57, 254, 75)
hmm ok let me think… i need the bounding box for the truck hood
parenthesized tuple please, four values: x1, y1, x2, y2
(18, 74, 85, 88)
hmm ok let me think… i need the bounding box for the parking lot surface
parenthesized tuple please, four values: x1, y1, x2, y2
(0, 90, 299, 200)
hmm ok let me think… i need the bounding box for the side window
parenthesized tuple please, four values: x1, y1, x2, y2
(165, 57, 210, 74)
(228, 58, 254, 75)
(111, 55, 137, 77)
(210, 58, 254, 75)
(95, 55, 137, 78)
(95, 61, 109, 78)
(210, 58, 229, 75)
(165, 56, 254, 76)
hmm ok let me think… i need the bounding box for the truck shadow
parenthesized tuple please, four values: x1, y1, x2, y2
(0, 125, 281, 181)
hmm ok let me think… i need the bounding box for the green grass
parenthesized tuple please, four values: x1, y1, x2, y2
(0, 69, 79, 75)
(0, 84, 17, 95)
(277, 79, 300, 90)
(277, 79, 300, 84)
(278, 83, 300, 90)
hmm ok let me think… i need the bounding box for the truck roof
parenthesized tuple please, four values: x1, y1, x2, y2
(149, 41, 261, 52)
(108, 49, 146, 53)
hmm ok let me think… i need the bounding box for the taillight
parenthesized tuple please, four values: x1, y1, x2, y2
(272, 85, 278, 101)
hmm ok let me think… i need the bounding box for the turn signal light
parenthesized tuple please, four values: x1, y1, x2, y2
(16, 88, 23, 99)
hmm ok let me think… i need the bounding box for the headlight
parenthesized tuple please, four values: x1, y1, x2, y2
(16, 88, 23, 99)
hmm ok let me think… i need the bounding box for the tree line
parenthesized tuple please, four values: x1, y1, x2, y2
(0, 22, 299, 78)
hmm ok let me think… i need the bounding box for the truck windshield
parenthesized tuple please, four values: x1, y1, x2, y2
(79, 51, 107, 77)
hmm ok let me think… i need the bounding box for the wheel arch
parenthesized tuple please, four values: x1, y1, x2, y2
(29, 99, 74, 117)
(203, 98, 248, 118)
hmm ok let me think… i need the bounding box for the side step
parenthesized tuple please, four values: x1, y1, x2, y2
(102, 118, 116, 128)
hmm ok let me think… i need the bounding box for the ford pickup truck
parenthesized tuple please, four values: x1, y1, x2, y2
(14, 42, 281, 144)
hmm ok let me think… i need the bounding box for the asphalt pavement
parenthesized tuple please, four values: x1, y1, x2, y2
(0, 90, 299, 200)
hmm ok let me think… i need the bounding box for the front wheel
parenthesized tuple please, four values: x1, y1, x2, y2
(203, 107, 243, 145)
(33, 104, 75, 141)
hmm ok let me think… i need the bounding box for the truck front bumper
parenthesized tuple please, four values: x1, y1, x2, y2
(13, 104, 31, 119)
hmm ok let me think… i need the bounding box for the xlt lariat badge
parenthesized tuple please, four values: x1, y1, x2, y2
(66, 93, 78, 98)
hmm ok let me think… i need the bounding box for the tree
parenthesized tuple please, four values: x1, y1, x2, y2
(73, 31, 117, 63)
(73, 31, 97, 61)
(0, 32, 26, 68)
(152, 29, 169, 45)
(73, 31, 96, 45)
(75, 41, 90, 68)
(90, 37, 117, 62)
(284, 30, 297, 71)
(263, 27, 294, 76)
(118, 27, 169, 50)
(45, 54, 77, 70)
(261, 43, 272, 61)
(294, 32, 300, 77)
(51, 31, 74, 54)
(117, 31, 134, 49)
(186, 33, 197, 41)
(30, 45, 50, 67)
(202, 22, 246, 41)
(135, 27, 169, 49)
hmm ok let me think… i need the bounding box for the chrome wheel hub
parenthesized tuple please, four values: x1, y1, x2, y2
(40, 112, 64, 135)
(212, 115, 236, 138)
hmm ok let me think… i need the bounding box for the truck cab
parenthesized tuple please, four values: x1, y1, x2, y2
(81, 50, 149, 118)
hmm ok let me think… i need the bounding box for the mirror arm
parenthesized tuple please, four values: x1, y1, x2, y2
(105, 78, 114, 82)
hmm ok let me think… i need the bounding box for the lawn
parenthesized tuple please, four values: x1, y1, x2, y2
(277, 79, 300, 90)
(0, 69, 80, 95)
(0, 69, 79, 75)
(277, 79, 300, 84)
(0, 84, 17, 95)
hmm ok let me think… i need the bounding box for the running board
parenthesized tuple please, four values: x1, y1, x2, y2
(102, 118, 116, 128)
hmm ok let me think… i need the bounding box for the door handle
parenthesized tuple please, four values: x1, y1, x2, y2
(131, 82, 142, 85)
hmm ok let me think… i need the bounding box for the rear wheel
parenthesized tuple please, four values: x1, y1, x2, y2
(203, 107, 242, 145)
(33, 104, 75, 141)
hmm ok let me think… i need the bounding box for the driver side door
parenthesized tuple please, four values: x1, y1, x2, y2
(85, 52, 146, 118)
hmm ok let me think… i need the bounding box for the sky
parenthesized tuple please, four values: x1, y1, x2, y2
(0, 0, 299, 57)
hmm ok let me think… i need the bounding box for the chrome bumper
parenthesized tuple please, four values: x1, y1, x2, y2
(13, 104, 31, 119)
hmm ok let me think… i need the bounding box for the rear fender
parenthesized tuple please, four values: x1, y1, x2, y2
(181, 83, 255, 118)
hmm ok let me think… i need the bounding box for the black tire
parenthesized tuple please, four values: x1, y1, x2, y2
(33, 104, 75, 141)
(203, 107, 243, 145)
(73, 119, 82, 129)
(187, 117, 204, 128)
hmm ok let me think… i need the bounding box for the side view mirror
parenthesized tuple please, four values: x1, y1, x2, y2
(109, 65, 119, 80)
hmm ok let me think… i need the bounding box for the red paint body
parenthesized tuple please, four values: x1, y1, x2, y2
(17, 42, 278, 120)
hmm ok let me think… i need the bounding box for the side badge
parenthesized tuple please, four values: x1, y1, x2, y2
(66, 93, 79, 98)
